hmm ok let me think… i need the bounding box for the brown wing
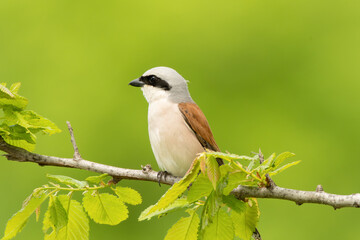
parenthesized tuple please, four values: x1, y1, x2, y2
(178, 102, 220, 152)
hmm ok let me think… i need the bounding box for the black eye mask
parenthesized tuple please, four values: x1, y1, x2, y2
(140, 75, 172, 91)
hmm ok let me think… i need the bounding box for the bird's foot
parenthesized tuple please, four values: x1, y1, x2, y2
(157, 171, 171, 186)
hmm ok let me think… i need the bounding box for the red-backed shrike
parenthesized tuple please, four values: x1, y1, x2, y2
(129, 67, 222, 177)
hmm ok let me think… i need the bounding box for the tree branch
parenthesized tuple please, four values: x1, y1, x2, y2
(0, 137, 359, 209)
(66, 121, 82, 161)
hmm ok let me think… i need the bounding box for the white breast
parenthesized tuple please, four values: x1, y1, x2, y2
(148, 99, 204, 176)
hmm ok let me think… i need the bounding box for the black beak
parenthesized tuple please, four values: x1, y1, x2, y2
(129, 78, 144, 87)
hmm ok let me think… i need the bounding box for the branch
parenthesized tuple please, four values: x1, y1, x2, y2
(0, 137, 359, 209)
(0, 137, 180, 185)
(66, 121, 82, 161)
(232, 185, 360, 210)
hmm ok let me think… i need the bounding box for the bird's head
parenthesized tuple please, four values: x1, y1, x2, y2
(129, 67, 193, 103)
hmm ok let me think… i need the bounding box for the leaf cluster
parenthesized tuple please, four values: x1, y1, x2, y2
(139, 151, 300, 240)
(0, 83, 61, 151)
(1, 173, 142, 240)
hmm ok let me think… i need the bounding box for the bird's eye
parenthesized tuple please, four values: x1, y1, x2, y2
(149, 76, 157, 85)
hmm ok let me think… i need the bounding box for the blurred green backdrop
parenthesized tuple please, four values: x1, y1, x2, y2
(0, 0, 359, 239)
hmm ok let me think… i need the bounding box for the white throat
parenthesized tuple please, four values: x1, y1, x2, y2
(141, 85, 170, 103)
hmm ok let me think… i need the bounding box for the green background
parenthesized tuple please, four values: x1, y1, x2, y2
(0, 0, 359, 239)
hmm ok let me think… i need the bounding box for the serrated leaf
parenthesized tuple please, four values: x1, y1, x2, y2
(113, 186, 142, 205)
(0, 90, 28, 110)
(21, 110, 61, 135)
(44, 195, 89, 240)
(198, 191, 223, 238)
(187, 174, 213, 203)
(144, 159, 200, 217)
(261, 153, 276, 169)
(85, 173, 109, 184)
(0, 82, 60, 152)
(2, 191, 48, 240)
(219, 164, 234, 177)
(231, 198, 260, 240)
(47, 174, 87, 188)
(222, 195, 246, 214)
(0, 116, 36, 147)
(139, 198, 190, 221)
(48, 196, 68, 232)
(82, 192, 128, 225)
(1, 122, 36, 143)
(274, 152, 295, 168)
(206, 156, 220, 189)
(1, 137, 35, 151)
(205, 152, 255, 162)
(164, 210, 200, 240)
(204, 191, 220, 219)
(203, 209, 234, 240)
(21, 193, 34, 209)
(246, 159, 257, 171)
(223, 172, 248, 195)
(9, 83, 21, 94)
(0, 83, 28, 110)
(269, 160, 301, 176)
(0, 84, 14, 98)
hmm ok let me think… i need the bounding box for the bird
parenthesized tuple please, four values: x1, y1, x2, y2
(129, 67, 222, 177)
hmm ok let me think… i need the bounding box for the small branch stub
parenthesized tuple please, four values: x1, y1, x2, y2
(66, 121, 82, 161)
(142, 164, 153, 173)
(316, 184, 324, 192)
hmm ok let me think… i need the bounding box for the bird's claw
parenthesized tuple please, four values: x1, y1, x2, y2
(157, 171, 170, 186)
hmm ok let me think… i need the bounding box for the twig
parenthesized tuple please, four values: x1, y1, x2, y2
(231, 184, 360, 210)
(258, 149, 276, 188)
(0, 137, 359, 209)
(66, 121, 82, 161)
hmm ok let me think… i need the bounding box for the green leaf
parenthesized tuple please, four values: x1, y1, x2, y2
(203, 209, 234, 240)
(139, 198, 190, 221)
(20, 110, 61, 135)
(260, 153, 276, 169)
(113, 186, 142, 205)
(246, 158, 257, 171)
(9, 83, 21, 94)
(0, 82, 61, 151)
(205, 152, 255, 162)
(223, 172, 248, 195)
(47, 174, 87, 188)
(0, 131, 35, 152)
(0, 97, 28, 110)
(48, 196, 68, 232)
(1, 122, 36, 144)
(164, 210, 200, 240)
(219, 164, 233, 179)
(0, 83, 15, 98)
(144, 159, 200, 217)
(198, 192, 221, 238)
(269, 160, 301, 176)
(0, 85, 28, 110)
(82, 192, 128, 225)
(222, 195, 246, 214)
(2, 191, 48, 240)
(0, 83, 28, 110)
(231, 198, 260, 240)
(206, 156, 220, 190)
(85, 173, 109, 184)
(43, 195, 89, 240)
(274, 152, 295, 168)
(187, 174, 213, 203)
